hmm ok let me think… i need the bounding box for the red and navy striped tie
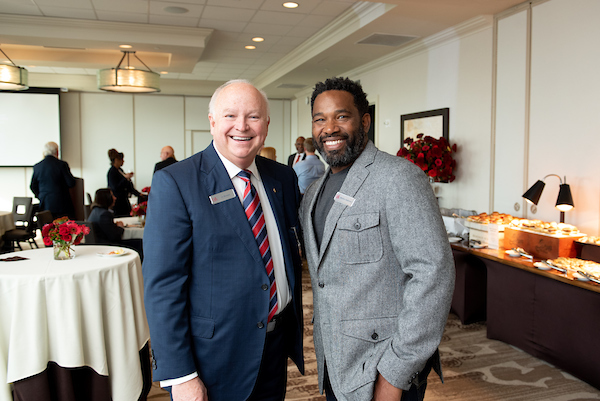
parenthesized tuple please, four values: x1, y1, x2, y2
(238, 169, 278, 322)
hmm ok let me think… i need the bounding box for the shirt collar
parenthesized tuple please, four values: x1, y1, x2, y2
(213, 142, 261, 182)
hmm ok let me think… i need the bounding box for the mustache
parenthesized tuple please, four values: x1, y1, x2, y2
(317, 133, 349, 142)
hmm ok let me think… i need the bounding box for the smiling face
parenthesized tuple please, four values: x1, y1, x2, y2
(209, 82, 270, 169)
(312, 90, 370, 173)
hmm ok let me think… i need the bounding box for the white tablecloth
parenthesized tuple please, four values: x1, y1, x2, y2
(0, 245, 149, 401)
(0, 211, 14, 237)
(114, 217, 144, 240)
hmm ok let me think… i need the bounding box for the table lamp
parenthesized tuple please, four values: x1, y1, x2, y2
(522, 174, 574, 223)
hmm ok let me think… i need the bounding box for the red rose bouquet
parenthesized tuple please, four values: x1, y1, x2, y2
(130, 201, 148, 217)
(42, 217, 90, 259)
(397, 134, 457, 182)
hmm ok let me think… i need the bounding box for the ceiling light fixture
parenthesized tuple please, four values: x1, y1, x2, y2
(0, 47, 29, 91)
(119, 44, 132, 49)
(245, 45, 256, 50)
(283, 2, 299, 9)
(98, 51, 160, 93)
(252, 37, 264, 42)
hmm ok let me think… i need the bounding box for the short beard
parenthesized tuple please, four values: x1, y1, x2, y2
(314, 125, 368, 169)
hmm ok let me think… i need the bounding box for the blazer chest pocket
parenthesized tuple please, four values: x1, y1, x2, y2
(338, 212, 383, 264)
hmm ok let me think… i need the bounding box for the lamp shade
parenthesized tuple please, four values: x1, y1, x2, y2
(0, 64, 28, 90)
(522, 180, 545, 205)
(98, 68, 160, 93)
(556, 183, 574, 212)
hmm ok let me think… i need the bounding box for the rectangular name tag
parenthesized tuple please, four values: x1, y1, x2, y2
(334, 192, 355, 207)
(209, 189, 236, 205)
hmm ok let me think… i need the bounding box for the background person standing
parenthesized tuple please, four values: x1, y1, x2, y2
(30, 141, 76, 219)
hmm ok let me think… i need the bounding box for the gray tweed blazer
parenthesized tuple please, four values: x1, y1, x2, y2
(299, 141, 455, 401)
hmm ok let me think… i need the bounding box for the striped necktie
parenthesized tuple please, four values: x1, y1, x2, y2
(238, 169, 278, 322)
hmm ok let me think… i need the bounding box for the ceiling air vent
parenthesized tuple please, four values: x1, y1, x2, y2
(277, 83, 308, 89)
(356, 33, 417, 47)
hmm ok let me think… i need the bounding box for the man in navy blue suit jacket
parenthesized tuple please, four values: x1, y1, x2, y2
(143, 80, 304, 401)
(30, 141, 76, 219)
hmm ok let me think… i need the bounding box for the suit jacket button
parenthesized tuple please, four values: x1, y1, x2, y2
(354, 222, 361, 230)
(318, 282, 325, 288)
(371, 333, 378, 340)
(257, 322, 264, 329)
(261, 284, 268, 291)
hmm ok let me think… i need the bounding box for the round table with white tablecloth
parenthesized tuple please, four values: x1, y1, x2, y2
(0, 245, 150, 401)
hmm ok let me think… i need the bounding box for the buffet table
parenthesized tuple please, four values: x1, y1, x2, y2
(452, 243, 600, 389)
(0, 245, 151, 401)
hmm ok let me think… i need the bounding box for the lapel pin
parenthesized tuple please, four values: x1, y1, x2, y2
(273, 188, 277, 193)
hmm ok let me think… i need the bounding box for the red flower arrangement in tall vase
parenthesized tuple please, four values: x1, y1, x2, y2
(397, 134, 457, 182)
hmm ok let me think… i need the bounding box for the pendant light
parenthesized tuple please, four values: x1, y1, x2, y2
(0, 47, 29, 91)
(98, 51, 160, 93)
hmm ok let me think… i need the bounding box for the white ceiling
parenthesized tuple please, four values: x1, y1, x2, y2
(0, 0, 525, 98)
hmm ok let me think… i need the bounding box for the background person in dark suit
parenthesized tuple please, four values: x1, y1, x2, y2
(143, 80, 304, 401)
(30, 141, 76, 219)
(87, 188, 143, 258)
(107, 148, 141, 217)
(287, 136, 305, 167)
(153, 145, 178, 174)
(300, 77, 454, 401)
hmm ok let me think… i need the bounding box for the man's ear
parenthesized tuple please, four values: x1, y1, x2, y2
(362, 113, 371, 134)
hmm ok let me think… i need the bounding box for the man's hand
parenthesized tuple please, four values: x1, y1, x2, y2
(171, 377, 208, 401)
(373, 373, 402, 401)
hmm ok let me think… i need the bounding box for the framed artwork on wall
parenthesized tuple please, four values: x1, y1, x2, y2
(400, 108, 449, 143)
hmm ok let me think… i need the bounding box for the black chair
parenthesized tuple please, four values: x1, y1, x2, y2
(2, 197, 38, 251)
(34, 210, 54, 247)
(76, 221, 98, 245)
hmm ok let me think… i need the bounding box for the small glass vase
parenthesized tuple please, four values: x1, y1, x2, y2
(137, 215, 146, 227)
(53, 240, 76, 260)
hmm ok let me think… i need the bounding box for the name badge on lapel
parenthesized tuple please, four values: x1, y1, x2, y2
(334, 192, 355, 207)
(209, 189, 236, 205)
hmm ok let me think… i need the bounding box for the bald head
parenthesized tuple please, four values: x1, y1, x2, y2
(160, 146, 174, 161)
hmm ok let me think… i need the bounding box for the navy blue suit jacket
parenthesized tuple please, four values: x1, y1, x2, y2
(142, 143, 304, 400)
(30, 155, 76, 219)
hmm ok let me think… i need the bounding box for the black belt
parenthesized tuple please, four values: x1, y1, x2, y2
(266, 304, 292, 332)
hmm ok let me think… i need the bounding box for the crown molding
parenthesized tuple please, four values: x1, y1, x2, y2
(345, 15, 494, 79)
(0, 14, 213, 48)
(253, 1, 396, 90)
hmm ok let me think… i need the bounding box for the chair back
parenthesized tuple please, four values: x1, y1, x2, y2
(12, 197, 33, 229)
(35, 210, 54, 230)
(76, 221, 98, 244)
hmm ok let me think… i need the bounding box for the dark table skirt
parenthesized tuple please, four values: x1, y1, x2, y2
(12, 343, 151, 401)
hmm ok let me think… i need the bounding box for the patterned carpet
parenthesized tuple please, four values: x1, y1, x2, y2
(149, 265, 600, 401)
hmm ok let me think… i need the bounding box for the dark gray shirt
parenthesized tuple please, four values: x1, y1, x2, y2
(313, 167, 350, 249)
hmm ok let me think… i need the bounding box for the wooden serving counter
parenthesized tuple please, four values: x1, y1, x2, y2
(450, 242, 600, 390)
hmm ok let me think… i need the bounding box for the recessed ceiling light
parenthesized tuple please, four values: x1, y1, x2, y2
(119, 44, 132, 49)
(160, 71, 168, 75)
(245, 45, 256, 50)
(252, 37, 264, 42)
(283, 2, 299, 9)
(164, 6, 189, 14)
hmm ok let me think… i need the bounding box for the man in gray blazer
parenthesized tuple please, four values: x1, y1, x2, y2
(299, 77, 454, 401)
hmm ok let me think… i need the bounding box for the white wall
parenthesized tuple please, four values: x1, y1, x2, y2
(0, 93, 290, 211)
(294, 17, 495, 214)
(292, 0, 600, 235)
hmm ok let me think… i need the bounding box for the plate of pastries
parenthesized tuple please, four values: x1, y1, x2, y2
(577, 236, 600, 245)
(467, 212, 514, 225)
(508, 219, 579, 236)
(542, 257, 600, 282)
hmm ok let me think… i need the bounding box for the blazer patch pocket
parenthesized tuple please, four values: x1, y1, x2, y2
(338, 212, 383, 264)
(190, 316, 215, 339)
